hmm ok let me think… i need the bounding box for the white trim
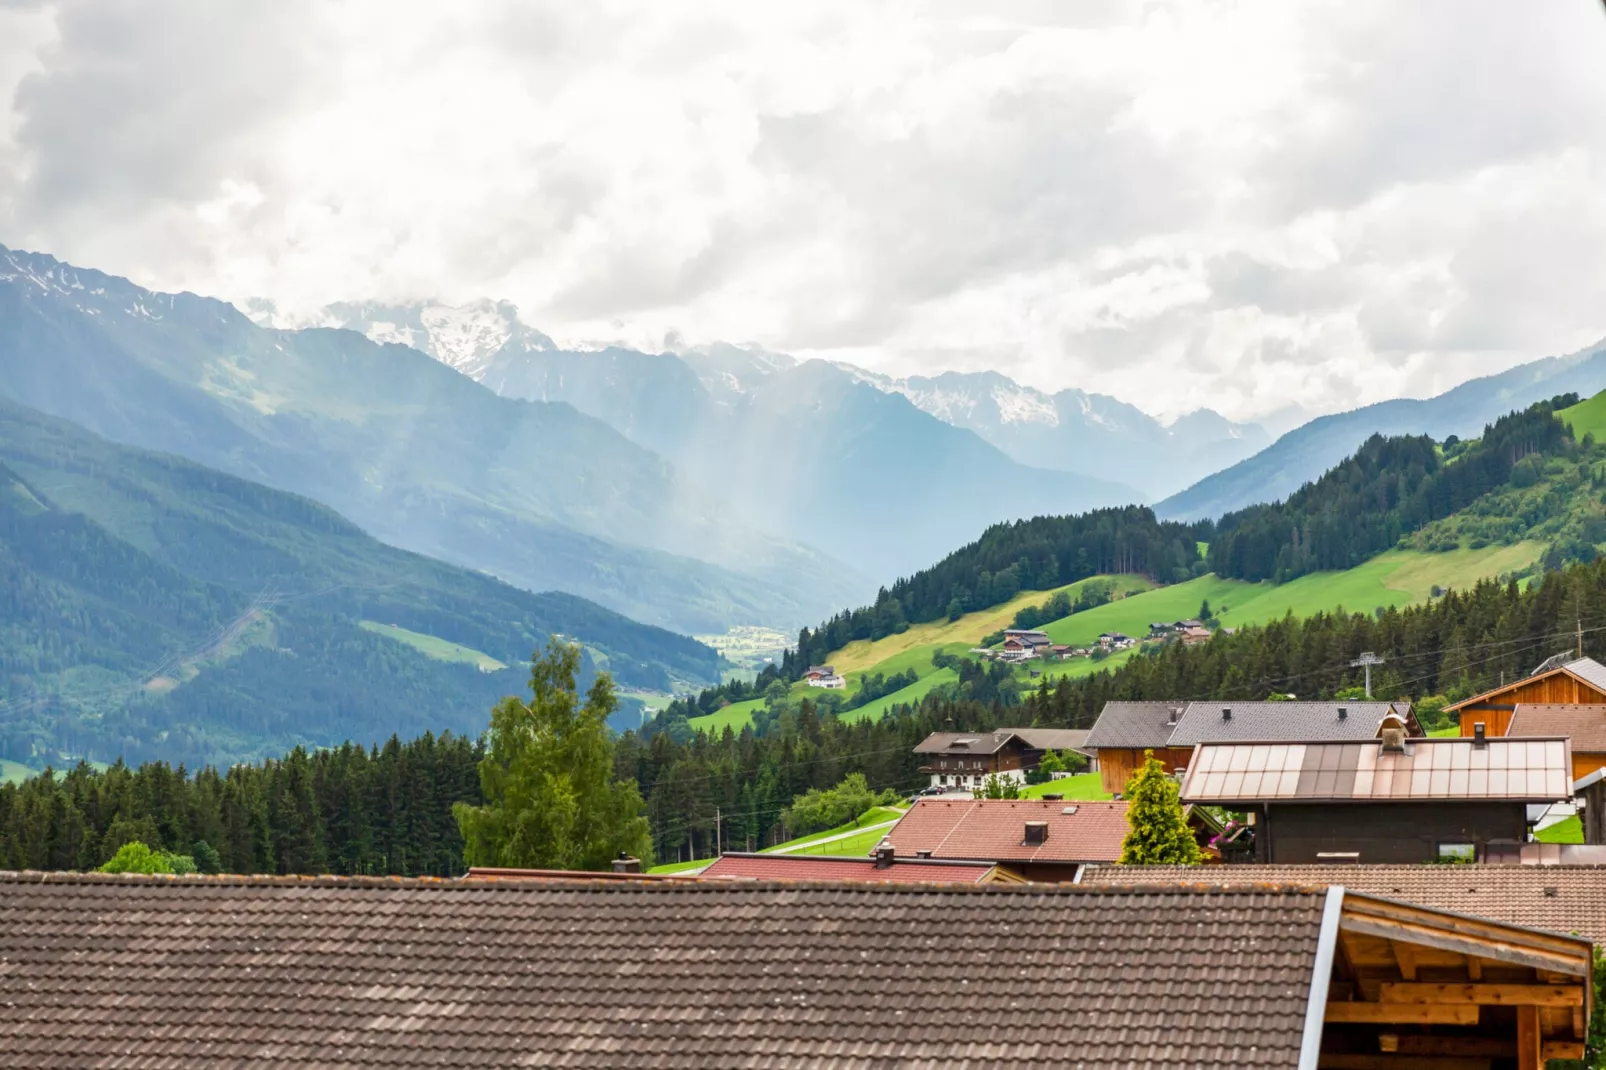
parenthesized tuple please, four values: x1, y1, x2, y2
(1297, 886, 1344, 1070)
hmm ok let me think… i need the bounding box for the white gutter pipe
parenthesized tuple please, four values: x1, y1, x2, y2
(1298, 885, 1345, 1070)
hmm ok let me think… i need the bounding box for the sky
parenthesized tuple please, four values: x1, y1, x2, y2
(2, 1, 1606, 424)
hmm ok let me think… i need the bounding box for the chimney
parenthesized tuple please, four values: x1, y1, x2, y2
(1380, 724, 1406, 752)
(1337, 706, 1347, 721)
(1165, 706, 1180, 726)
(874, 840, 895, 868)
(916, 849, 932, 859)
(612, 854, 642, 874)
(1023, 821, 1049, 846)
(1473, 723, 1487, 749)
(1222, 707, 1232, 722)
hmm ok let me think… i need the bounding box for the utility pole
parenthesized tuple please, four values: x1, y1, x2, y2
(1351, 652, 1385, 699)
(715, 807, 722, 858)
(1579, 616, 1585, 660)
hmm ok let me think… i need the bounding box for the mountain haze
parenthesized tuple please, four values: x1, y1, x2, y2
(0, 247, 862, 634)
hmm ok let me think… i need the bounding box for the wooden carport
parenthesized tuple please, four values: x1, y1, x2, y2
(1315, 890, 1593, 1068)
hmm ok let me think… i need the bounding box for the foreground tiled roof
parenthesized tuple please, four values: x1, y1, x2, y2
(0, 872, 1325, 1068)
(1083, 863, 1606, 947)
(1082, 700, 1184, 751)
(884, 798, 1129, 863)
(1180, 737, 1573, 804)
(1511, 704, 1606, 753)
(697, 852, 996, 883)
(1167, 701, 1410, 746)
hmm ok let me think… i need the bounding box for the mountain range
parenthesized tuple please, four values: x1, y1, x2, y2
(1157, 343, 1606, 520)
(0, 397, 718, 768)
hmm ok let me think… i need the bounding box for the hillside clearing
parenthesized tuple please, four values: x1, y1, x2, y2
(1017, 773, 1112, 800)
(358, 621, 508, 672)
(687, 696, 765, 735)
(0, 759, 37, 786)
(1559, 391, 1606, 442)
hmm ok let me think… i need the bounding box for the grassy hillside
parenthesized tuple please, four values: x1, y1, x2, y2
(1559, 391, 1606, 441)
(359, 622, 507, 671)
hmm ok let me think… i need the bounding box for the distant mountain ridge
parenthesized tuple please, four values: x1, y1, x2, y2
(0, 397, 719, 768)
(0, 246, 862, 634)
(1157, 344, 1606, 520)
(305, 299, 1266, 501)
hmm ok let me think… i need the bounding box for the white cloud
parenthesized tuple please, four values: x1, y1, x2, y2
(4, 0, 1606, 421)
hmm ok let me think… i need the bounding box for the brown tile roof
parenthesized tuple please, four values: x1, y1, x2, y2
(912, 730, 1022, 756)
(697, 853, 997, 883)
(0, 871, 1326, 1068)
(884, 798, 1129, 863)
(1180, 737, 1573, 804)
(1511, 704, 1606, 754)
(1082, 863, 1606, 947)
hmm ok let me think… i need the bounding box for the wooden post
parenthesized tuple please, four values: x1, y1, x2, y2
(1516, 1004, 1541, 1070)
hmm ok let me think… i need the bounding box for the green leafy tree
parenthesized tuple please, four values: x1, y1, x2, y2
(98, 841, 196, 875)
(454, 639, 652, 871)
(784, 773, 893, 835)
(975, 775, 1021, 799)
(1119, 752, 1200, 865)
(190, 839, 223, 875)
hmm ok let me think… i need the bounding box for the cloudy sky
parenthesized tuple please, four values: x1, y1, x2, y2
(2, 1, 1605, 423)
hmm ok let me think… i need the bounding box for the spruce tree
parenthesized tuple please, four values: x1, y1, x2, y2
(1119, 751, 1200, 865)
(454, 639, 653, 871)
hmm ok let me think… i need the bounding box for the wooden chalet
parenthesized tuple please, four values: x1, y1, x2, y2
(1083, 699, 1420, 795)
(1179, 733, 1574, 864)
(1450, 653, 1606, 737)
(912, 728, 1090, 791)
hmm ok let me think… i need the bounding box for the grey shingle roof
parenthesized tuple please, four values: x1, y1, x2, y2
(1009, 728, 1091, 753)
(1082, 701, 1186, 750)
(1566, 656, 1606, 694)
(1167, 701, 1410, 746)
(0, 871, 1326, 1068)
(1082, 863, 1606, 948)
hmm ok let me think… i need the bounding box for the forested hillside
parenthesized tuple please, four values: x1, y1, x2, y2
(0, 400, 718, 769)
(1209, 397, 1578, 583)
(781, 507, 1209, 674)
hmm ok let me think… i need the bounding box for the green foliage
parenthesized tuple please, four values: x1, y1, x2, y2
(1119, 752, 1200, 865)
(783, 773, 897, 836)
(974, 774, 1021, 799)
(1212, 398, 1576, 583)
(454, 640, 652, 871)
(783, 508, 1209, 675)
(0, 732, 481, 876)
(841, 669, 919, 712)
(1414, 694, 1451, 732)
(0, 402, 719, 769)
(97, 841, 196, 875)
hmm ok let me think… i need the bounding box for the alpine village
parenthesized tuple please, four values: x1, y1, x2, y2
(9, 10, 1606, 1064)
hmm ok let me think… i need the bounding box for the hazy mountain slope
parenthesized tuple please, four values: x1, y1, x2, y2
(477, 344, 1139, 580)
(1157, 343, 1606, 520)
(0, 400, 720, 768)
(0, 246, 863, 633)
(835, 368, 1269, 499)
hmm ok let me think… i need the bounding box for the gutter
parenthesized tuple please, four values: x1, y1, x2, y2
(1297, 885, 1344, 1070)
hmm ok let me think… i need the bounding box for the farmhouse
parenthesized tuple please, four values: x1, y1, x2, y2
(913, 728, 1091, 790)
(881, 797, 1130, 880)
(2, 872, 1587, 1069)
(1083, 699, 1420, 795)
(1449, 653, 1606, 736)
(1178, 624, 1213, 645)
(802, 664, 846, 689)
(697, 850, 1019, 883)
(1179, 733, 1573, 864)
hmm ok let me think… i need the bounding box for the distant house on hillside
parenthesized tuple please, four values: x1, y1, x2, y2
(803, 665, 846, 689)
(1000, 629, 1052, 662)
(1096, 632, 1134, 650)
(1179, 625, 1212, 646)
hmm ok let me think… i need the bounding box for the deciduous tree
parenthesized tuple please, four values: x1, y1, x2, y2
(1119, 751, 1200, 865)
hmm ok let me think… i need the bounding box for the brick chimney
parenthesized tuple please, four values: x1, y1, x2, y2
(611, 854, 642, 874)
(874, 840, 895, 869)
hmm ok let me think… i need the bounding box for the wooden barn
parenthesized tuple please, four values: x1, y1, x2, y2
(1450, 654, 1606, 737)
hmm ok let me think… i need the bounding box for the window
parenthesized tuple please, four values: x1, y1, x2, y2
(1438, 843, 1476, 863)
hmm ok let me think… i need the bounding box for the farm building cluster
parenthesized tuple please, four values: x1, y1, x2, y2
(974, 622, 1214, 666)
(18, 654, 1606, 1067)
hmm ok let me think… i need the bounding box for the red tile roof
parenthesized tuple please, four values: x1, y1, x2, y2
(698, 853, 997, 883)
(885, 798, 1128, 863)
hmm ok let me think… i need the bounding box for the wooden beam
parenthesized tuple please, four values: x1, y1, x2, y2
(1340, 915, 1589, 977)
(1391, 941, 1419, 981)
(1324, 1002, 1480, 1025)
(1517, 1004, 1541, 1070)
(1465, 956, 1482, 981)
(1317, 1056, 1488, 1070)
(1545, 1039, 1585, 1061)
(1574, 1004, 1586, 1040)
(1377, 983, 1583, 1007)
(1343, 896, 1592, 962)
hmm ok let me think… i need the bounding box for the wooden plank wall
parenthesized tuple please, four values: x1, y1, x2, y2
(1098, 747, 1193, 795)
(1458, 673, 1606, 737)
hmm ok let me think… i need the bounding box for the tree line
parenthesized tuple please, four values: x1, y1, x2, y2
(1209, 396, 1578, 583)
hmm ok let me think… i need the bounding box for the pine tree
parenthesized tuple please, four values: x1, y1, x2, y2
(1119, 751, 1200, 865)
(454, 639, 653, 871)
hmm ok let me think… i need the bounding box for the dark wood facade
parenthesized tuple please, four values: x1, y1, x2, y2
(1249, 801, 1527, 864)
